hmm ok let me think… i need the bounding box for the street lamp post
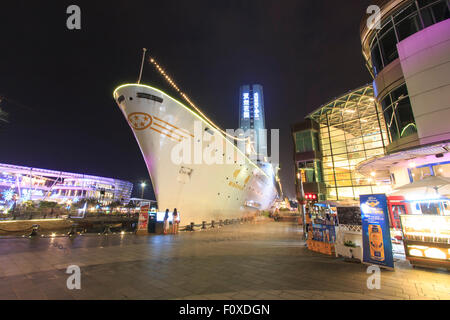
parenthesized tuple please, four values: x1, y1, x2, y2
(140, 182, 146, 199)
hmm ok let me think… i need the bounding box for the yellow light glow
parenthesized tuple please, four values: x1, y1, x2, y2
(424, 248, 446, 260)
(409, 249, 423, 257)
(147, 57, 249, 142)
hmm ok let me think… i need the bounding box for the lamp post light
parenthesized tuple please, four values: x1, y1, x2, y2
(140, 182, 146, 199)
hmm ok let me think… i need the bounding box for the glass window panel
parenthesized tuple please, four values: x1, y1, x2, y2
(383, 106, 399, 142)
(411, 166, 432, 181)
(335, 172, 352, 181)
(336, 180, 353, 187)
(365, 148, 384, 158)
(331, 150, 347, 156)
(391, 84, 408, 101)
(337, 187, 355, 199)
(370, 41, 383, 75)
(379, 28, 399, 66)
(330, 135, 346, 143)
(354, 186, 373, 197)
(364, 141, 384, 149)
(430, 2, 450, 24)
(396, 13, 421, 41)
(396, 97, 417, 138)
(325, 181, 336, 188)
(417, 0, 438, 8)
(433, 163, 450, 177)
(394, 3, 418, 23)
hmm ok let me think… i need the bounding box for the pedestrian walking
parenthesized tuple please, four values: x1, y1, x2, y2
(172, 208, 179, 234)
(163, 209, 170, 234)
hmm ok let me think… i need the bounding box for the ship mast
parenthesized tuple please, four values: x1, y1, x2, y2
(137, 48, 147, 84)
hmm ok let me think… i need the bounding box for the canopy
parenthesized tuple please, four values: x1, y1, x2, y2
(390, 175, 450, 197)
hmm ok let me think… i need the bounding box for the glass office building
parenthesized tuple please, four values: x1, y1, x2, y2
(305, 85, 391, 201)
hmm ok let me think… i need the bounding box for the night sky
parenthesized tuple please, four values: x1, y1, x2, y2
(0, 0, 373, 199)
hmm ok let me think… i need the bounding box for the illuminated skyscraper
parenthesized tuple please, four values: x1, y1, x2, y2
(239, 84, 267, 160)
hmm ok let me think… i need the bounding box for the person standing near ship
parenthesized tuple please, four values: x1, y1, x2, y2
(163, 209, 170, 235)
(172, 208, 179, 234)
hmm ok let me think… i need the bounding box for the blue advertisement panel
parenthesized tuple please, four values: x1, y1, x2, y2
(360, 194, 394, 269)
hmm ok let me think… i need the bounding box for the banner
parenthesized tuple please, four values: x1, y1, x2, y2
(359, 194, 394, 269)
(137, 205, 149, 232)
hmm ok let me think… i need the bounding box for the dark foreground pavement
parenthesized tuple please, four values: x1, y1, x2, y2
(0, 221, 448, 300)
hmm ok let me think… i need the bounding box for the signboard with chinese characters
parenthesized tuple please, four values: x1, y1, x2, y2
(242, 92, 250, 119)
(360, 194, 394, 269)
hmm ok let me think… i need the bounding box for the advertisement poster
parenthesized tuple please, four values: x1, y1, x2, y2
(138, 205, 149, 231)
(311, 223, 336, 243)
(360, 194, 394, 269)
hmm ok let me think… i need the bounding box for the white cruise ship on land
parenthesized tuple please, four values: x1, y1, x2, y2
(113, 83, 277, 225)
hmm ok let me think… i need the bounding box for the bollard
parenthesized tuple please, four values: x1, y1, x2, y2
(202, 221, 206, 229)
(30, 224, 39, 237)
(103, 225, 111, 234)
(190, 222, 195, 231)
(68, 224, 78, 236)
(211, 220, 215, 228)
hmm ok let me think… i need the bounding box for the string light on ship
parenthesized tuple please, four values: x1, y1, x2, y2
(148, 56, 249, 142)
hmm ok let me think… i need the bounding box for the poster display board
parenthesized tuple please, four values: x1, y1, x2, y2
(311, 223, 336, 243)
(137, 205, 149, 234)
(359, 194, 394, 269)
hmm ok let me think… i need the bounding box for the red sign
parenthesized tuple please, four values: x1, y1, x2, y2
(138, 205, 149, 231)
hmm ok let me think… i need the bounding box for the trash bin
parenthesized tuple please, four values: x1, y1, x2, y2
(148, 212, 156, 233)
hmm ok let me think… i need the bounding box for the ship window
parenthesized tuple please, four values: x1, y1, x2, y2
(137, 92, 163, 103)
(117, 95, 125, 103)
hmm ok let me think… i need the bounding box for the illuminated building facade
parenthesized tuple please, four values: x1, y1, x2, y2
(358, 0, 450, 269)
(0, 163, 133, 208)
(292, 85, 391, 202)
(239, 84, 267, 159)
(358, 0, 450, 188)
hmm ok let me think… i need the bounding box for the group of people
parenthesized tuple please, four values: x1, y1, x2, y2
(163, 208, 180, 234)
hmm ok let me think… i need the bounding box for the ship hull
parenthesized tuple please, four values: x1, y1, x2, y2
(114, 84, 277, 225)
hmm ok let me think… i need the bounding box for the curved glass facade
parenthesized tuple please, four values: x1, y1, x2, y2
(380, 83, 417, 142)
(307, 85, 390, 201)
(369, 0, 449, 75)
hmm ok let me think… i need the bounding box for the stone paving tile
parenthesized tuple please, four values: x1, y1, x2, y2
(0, 221, 448, 300)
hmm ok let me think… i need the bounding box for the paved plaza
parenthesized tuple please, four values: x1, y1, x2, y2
(0, 220, 449, 300)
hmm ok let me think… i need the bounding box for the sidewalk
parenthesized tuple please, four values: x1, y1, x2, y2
(0, 221, 448, 300)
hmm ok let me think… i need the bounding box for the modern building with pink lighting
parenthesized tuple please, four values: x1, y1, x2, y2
(357, 0, 450, 190)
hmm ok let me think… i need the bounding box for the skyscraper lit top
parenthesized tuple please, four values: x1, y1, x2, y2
(239, 84, 267, 160)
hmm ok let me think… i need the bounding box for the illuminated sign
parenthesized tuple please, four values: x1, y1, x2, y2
(254, 93, 260, 119)
(360, 194, 394, 268)
(242, 93, 250, 119)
